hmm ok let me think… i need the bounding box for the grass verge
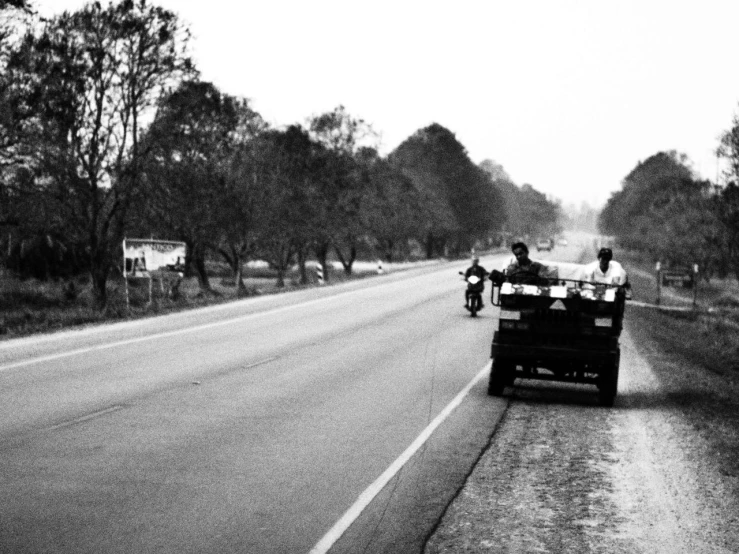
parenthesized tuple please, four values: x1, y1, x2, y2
(624, 254, 739, 486)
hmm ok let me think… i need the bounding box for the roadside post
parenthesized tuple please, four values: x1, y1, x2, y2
(316, 262, 324, 285)
(655, 261, 661, 305)
(123, 239, 130, 313)
(693, 264, 699, 308)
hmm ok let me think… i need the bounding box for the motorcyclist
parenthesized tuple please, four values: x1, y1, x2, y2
(463, 255, 488, 310)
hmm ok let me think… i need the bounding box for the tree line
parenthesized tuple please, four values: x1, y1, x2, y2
(599, 141, 739, 281)
(0, 0, 562, 309)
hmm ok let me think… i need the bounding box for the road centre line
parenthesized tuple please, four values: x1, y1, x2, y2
(45, 405, 125, 431)
(307, 361, 492, 554)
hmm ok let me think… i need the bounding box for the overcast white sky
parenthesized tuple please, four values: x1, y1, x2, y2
(34, 0, 739, 207)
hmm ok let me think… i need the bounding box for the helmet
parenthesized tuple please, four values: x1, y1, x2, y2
(472, 255, 480, 262)
(598, 247, 613, 261)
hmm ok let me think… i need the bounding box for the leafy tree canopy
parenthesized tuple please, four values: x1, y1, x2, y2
(391, 124, 504, 254)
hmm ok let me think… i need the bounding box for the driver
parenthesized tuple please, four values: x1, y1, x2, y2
(463, 255, 488, 310)
(501, 242, 547, 285)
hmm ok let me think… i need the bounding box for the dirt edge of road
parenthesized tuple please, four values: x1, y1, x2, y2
(625, 256, 739, 494)
(420, 401, 512, 549)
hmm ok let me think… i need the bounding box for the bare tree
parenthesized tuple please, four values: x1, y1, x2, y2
(1, 0, 193, 308)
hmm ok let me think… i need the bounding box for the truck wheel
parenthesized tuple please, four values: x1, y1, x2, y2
(506, 364, 517, 386)
(488, 358, 509, 396)
(598, 355, 620, 407)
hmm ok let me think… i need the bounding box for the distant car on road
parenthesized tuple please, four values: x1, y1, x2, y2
(536, 238, 553, 252)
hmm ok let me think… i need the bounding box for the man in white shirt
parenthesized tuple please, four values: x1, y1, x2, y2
(581, 248, 628, 285)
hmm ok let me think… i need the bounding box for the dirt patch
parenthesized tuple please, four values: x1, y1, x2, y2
(626, 305, 739, 483)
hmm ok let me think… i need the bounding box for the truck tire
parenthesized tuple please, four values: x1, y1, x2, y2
(488, 358, 509, 396)
(598, 354, 620, 407)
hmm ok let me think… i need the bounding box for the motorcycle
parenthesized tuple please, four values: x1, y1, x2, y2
(460, 271, 485, 317)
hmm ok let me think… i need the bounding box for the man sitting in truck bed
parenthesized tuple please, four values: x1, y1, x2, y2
(501, 242, 549, 284)
(581, 247, 628, 285)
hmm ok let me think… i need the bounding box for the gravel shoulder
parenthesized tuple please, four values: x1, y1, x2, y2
(424, 304, 739, 553)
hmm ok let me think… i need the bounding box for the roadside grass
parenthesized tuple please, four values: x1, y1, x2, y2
(0, 258, 443, 340)
(624, 250, 739, 377)
(623, 253, 739, 484)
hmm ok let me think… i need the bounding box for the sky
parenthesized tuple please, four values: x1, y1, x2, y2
(32, 0, 739, 207)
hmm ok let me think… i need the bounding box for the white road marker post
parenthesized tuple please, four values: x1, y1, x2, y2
(377, 259, 384, 274)
(693, 263, 699, 308)
(123, 238, 130, 314)
(655, 261, 661, 306)
(316, 262, 324, 285)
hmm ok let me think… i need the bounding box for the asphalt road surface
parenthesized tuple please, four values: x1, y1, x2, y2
(0, 255, 516, 554)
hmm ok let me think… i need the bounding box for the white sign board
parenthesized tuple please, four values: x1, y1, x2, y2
(123, 238, 186, 277)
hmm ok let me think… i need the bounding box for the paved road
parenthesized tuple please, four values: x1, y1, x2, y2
(0, 256, 513, 554)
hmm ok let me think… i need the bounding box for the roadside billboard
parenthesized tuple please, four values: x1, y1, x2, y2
(661, 269, 694, 289)
(123, 238, 186, 277)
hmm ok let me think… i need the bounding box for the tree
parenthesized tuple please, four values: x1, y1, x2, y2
(359, 149, 425, 262)
(391, 125, 505, 257)
(137, 80, 259, 293)
(479, 159, 563, 245)
(0, 0, 34, 169)
(218, 143, 264, 293)
(0, 1, 32, 10)
(718, 112, 739, 183)
(309, 105, 376, 276)
(214, 104, 266, 292)
(249, 125, 324, 288)
(599, 151, 694, 248)
(600, 151, 722, 274)
(1, 0, 193, 308)
(646, 178, 721, 276)
(715, 183, 739, 280)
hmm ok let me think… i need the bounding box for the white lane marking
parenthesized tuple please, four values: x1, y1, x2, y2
(0, 258, 507, 373)
(307, 361, 492, 554)
(46, 405, 125, 431)
(243, 357, 278, 369)
(0, 259, 468, 352)
(0, 290, 372, 372)
(628, 300, 693, 312)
